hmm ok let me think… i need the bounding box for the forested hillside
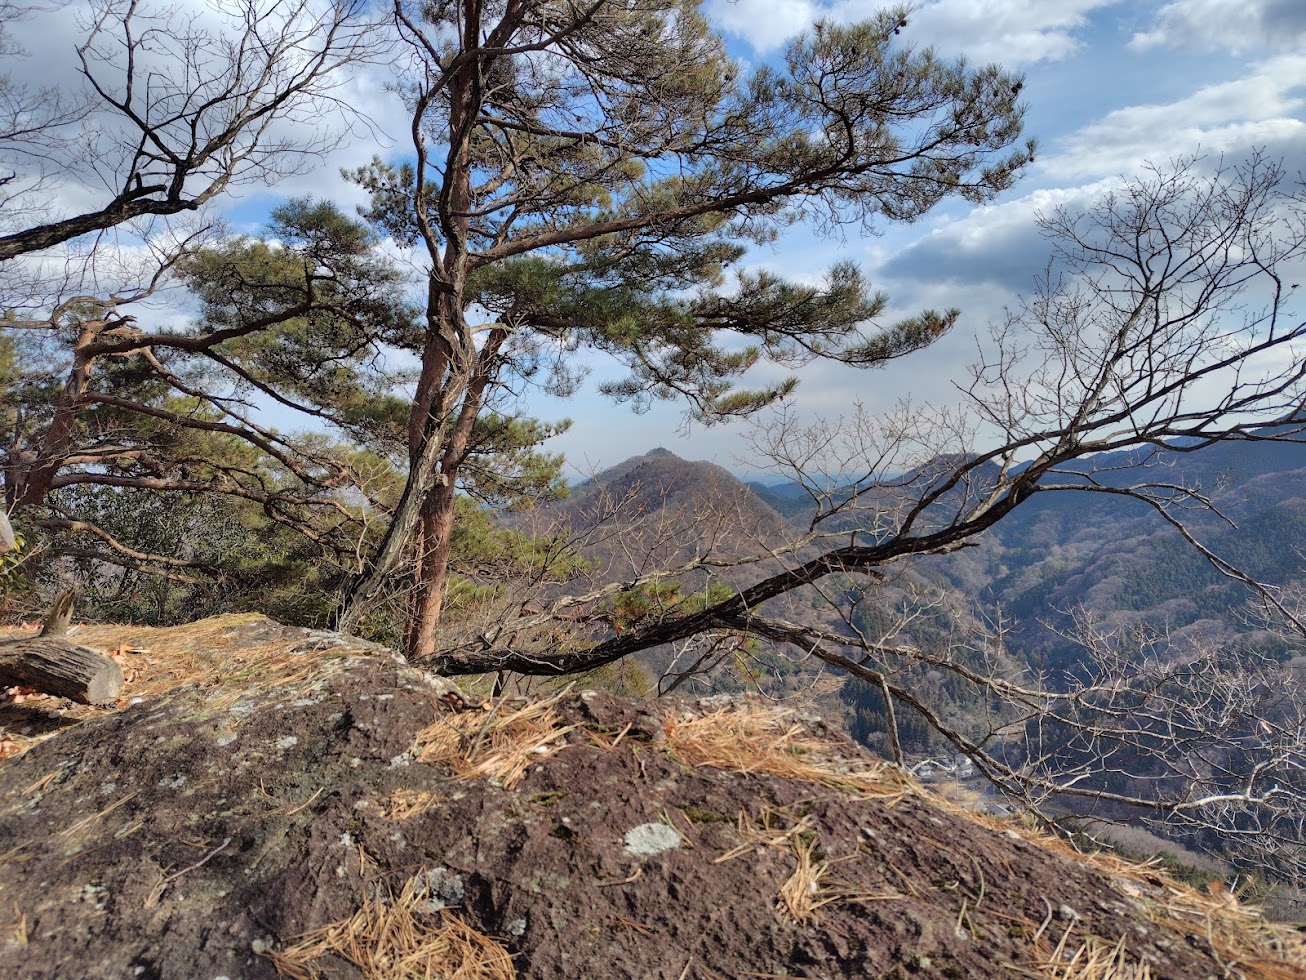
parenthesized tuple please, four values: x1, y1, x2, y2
(752, 433, 1306, 667)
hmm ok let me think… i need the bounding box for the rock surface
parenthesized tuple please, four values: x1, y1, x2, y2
(0, 617, 1301, 979)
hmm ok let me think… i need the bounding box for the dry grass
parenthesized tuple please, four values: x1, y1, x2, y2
(776, 834, 898, 923)
(929, 804, 1306, 980)
(7, 903, 27, 947)
(1057, 827, 1303, 977)
(776, 834, 833, 923)
(675, 705, 1303, 978)
(5, 613, 370, 702)
(413, 690, 575, 790)
(714, 806, 817, 864)
(265, 873, 515, 980)
(85, 615, 369, 702)
(385, 789, 443, 821)
(1143, 880, 1306, 980)
(662, 706, 911, 799)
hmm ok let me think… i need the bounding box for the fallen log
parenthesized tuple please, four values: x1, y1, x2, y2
(0, 589, 124, 704)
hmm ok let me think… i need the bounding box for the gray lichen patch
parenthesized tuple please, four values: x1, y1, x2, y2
(623, 822, 682, 856)
(414, 866, 465, 911)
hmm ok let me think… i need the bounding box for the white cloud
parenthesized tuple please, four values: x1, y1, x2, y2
(1130, 0, 1306, 55)
(707, 0, 1112, 65)
(879, 181, 1114, 292)
(1043, 55, 1306, 179)
(706, 0, 816, 53)
(231, 60, 409, 218)
(906, 0, 1113, 65)
(2, 0, 394, 242)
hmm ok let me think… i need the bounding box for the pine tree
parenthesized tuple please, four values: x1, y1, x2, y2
(338, 2, 1034, 659)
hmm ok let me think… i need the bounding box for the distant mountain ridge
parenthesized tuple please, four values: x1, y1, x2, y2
(590, 436, 1306, 663)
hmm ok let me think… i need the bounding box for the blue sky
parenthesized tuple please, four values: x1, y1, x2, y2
(9, 0, 1306, 481)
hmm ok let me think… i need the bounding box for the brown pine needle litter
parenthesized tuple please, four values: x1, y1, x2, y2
(384, 789, 443, 821)
(717, 806, 899, 921)
(776, 834, 899, 923)
(1, 620, 1301, 980)
(414, 689, 575, 789)
(1031, 929, 1154, 980)
(941, 806, 1306, 980)
(715, 805, 818, 864)
(264, 873, 514, 980)
(0, 614, 384, 761)
(1144, 880, 1306, 980)
(661, 706, 912, 799)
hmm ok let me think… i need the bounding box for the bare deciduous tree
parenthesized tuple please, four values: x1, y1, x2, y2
(0, 0, 376, 260)
(0, 1, 389, 591)
(430, 153, 1306, 673)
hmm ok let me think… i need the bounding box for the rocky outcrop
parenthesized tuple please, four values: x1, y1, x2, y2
(0, 617, 1301, 979)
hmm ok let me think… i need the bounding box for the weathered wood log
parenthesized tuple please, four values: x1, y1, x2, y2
(0, 588, 123, 704)
(39, 588, 75, 638)
(0, 511, 13, 552)
(0, 639, 124, 703)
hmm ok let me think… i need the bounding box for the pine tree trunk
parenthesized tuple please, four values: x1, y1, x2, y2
(346, 35, 497, 653)
(403, 483, 456, 660)
(398, 329, 507, 663)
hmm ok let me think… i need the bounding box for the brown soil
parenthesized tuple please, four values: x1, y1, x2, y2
(0, 616, 1301, 979)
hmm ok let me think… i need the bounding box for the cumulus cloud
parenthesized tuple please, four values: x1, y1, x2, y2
(906, 0, 1112, 65)
(706, 0, 1112, 65)
(878, 47, 1306, 298)
(705, 0, 816, 53)
(1042, 55, 1306, 180)
(1130, 0, 1306, 55)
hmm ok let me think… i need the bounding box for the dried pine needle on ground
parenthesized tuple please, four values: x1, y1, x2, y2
(662, 704, 912, 799)
(265, 872, 515, 980)
(413, 689, 575, 789)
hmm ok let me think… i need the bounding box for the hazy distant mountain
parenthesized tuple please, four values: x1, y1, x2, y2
(745, 435, 1306, 663)
(510, 437, 1306, 705)
(517, 448, 820, 695)
(944, 439, 1306, 660)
